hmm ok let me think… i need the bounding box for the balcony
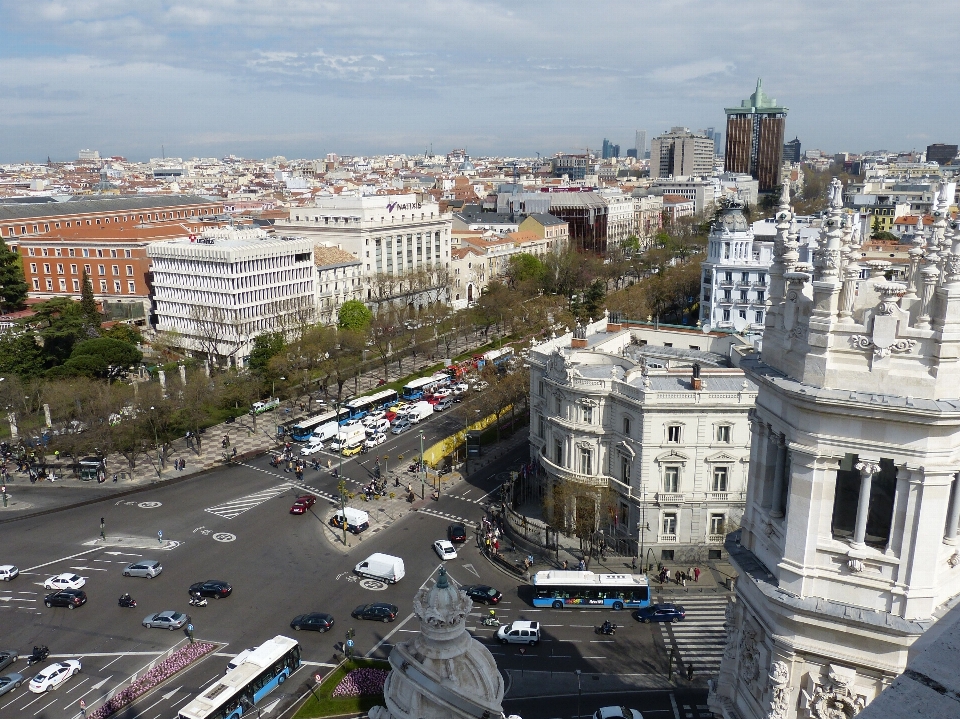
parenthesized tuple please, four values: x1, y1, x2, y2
(656, 492, 684, 504)
(708, 534, 726, 544)
(708, 491, 730, 502)
(538, 454, 611, 488)
(658, 534, 678, 543)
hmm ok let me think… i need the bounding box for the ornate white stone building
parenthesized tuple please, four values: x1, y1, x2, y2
(710, 181, 960, 718)
(370, 567, 505, 719)
(527, 318, 757, 563)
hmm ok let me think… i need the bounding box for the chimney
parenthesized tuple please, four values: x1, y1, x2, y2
(571, 324, 588, 349)
(691, 362, 702, 391)
(606, 310, 622, 333)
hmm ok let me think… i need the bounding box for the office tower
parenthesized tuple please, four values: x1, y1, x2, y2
(601, 139, 619, 160)
(724, 79, 788, 192)
(926, 143, 958, 165)
(635, 130, 647, 159)
(649, 127, 715, 179)
(783, 137, 802, 164)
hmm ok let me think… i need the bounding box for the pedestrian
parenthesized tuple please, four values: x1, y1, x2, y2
(578, 558, 586, 571)
(232, 447, 237, 458)
(688, 567, 694, 582)
(681, 574, 686, 587)
(562, 559, 568, 570)
(158, 530, 163, 544)
(664, 568, 671, 583)
(100, 517, 106, 541)
(187, 622, 194, 644)
(79, 699, 86, 718)
(686, 662, 694, 681)
(694, 566, 701, 582)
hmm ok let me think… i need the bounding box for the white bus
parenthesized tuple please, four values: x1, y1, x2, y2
(531, 570, 651, 610)
(178, 636, 301, 719)
(401, 373, 449, 400)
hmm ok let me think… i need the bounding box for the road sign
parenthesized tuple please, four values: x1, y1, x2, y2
(518, 647, 526, 655)
(315, 673, 323, 684)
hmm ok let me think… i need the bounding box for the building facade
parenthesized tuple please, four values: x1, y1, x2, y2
(148, 228, 315, 367)
(314, 245, 364, 326)
(710, 181, 960, 719)
(528, 318, 756, 563)
(650, 128, 715, 179)
(724, 79, 788, 192)
(699, 199, 773, 336)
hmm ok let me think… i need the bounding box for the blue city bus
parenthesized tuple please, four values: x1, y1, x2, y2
(178, 636, 301, 719)
(401, 373, 448, 400)
(531, 570, 650, 610)
(343, 389, 399, 420)
(289, 408, 348, 441)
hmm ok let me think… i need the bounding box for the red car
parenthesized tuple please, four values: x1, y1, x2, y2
(384, 411, 397, 422)
(290, 495, 317, 514)
(424, 395, 441, 405)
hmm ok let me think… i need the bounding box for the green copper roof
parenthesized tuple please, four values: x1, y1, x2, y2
(724, 78, 788, 115)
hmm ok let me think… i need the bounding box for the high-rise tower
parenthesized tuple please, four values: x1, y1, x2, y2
(710, 181, 960, 718)
(724, 79, 787, 192)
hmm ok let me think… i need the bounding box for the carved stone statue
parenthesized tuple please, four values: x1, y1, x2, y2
(767, 661, 790, 719)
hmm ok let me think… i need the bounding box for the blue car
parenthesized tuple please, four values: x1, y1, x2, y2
(634, 603, 685, 623)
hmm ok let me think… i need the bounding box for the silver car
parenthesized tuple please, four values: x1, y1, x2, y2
(0, 673, 24, 698)
(142, 611, 189, 630)
(123, 560, 162, 578)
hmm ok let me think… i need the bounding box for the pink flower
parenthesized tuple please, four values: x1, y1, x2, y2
(331, 669, 389, 698)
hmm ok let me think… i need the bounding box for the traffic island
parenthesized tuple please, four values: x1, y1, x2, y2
(294, 658, 391, 719)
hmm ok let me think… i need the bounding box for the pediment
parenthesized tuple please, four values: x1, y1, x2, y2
(705, 451, 738, 463)
(655, 449, 690, 463)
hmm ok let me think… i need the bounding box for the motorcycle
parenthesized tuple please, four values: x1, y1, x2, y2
(27, 645, 49, 666)
(595, 623, 617, 636)
(188, 595, 208, 607)
(118, 594, 137, 608)
(481, 616, 501, 627)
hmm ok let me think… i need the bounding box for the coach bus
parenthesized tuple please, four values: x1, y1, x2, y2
(178, 635, 301, 719)
(289, 408, 349, 442)
(401, 373, 449, 400)
(531, 570, 650, 611)
(344, 388, 400, 420)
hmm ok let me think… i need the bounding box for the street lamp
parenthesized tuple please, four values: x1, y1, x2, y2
(575, 669, 582, 719)
(149, 406, 160, 478)
(419, 431, 425, 500)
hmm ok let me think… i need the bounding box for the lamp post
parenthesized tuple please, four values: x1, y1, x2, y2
(419, 431, 425, 500)
(575, 669, 582, 719)
(149, 406, 160, 478)
(337, 479, 348, 546)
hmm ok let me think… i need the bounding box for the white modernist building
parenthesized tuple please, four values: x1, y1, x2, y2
(276, 193, 453, 311)
(700, 199, 774, 338)
(527, 317, 757, 562)
(710, 182, 960, 719)
(148, 228, 315, 367)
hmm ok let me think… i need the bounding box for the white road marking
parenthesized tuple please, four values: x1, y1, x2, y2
(24, 548, 101, 572)
(33, 698, 58, 716)
(64, 677, 89, 693)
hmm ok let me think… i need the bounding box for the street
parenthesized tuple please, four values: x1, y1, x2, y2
(0, 415, 718, 719)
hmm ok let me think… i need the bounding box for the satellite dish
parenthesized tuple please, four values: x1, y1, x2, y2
(733, 314, 749, 333)
(702, 323, 712, 334)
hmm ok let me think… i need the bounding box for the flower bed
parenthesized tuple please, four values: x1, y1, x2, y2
(330, 668, 390, 698)
(90, 641, 216, 719)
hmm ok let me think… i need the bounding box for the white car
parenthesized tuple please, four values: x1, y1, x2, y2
(342, 418, 364, 429)
(0, 565, 18, 581)
(433, 540, 457, 560)
(496, 620, 541, 645)
(364, 433, 387, 449)
(365, 419, 390, 435)
(592, 707, 644, 719)
(43, 573, 85, 590)
(453, 383, 469, 394)
(362, 411, 386, 426)
(300, 442, 324, 456)
(29, 660, 81, 693)
(433, 387, 452, 398)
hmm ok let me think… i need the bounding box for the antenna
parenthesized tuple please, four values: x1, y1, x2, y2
(162, 144, 165, 160)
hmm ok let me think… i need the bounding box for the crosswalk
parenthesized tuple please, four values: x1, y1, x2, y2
(205, 483, 302, 519)
(416, 507, 478, 528)
(657, 594, 730, 677)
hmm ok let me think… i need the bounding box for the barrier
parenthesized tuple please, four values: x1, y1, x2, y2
(420, 406, 512, 468)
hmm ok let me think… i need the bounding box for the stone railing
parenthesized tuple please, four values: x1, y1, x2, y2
(656, 492, 685, 504)
(708, 491, 730, 502)
(708, 534, 726, 544)
(538, 454, 611, 488)
(658, 534, 678, 543)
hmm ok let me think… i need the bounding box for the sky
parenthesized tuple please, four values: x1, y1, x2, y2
(1, 0, 958, 163)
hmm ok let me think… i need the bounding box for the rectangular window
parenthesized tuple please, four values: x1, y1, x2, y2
(722, 309, 731, 322)
(125, 249, 132, 258)
(621, 456, 631, 483)
(126, 265, 134, 276)
(758, 273, 766, 284)
(579, 448, 592, 475)
(716, 425, 731, 443)
(72, 279, 79, 291)
(30, 263, 37, 273)
(58, 278, 66, 291)
(538, 415, 545, 438)
(112, 265, 119, 276)
(755, 311, 764, 323)
(667, 425, 681, 443)
(56, 264, 64, 274)
(84, 264, 91, 274)
(45, 279, 53, 290)
(741, 272, 750, 283)
(739, 310, 747, 320)
(538, 380, 544, 397)
(554, 439, 563, 466)
(70, 264, 77, 274)
(82, 249, 89, 257)
(110, 249, 118, 258)
(98, 265, 105, 275)
(32, 278, 39, 290)
(710, 514, 726, 535)
(623, 417, 631, 436)
(555, 396, 562, 414)
(664, 466, 680, 493)
(99, 280, 107, 292)
(113, 280, 121, 293)
(43, 263, 50, 274)
(739, 290, 749, 302)
(756, 290, 765, 303)
(662, 513, 677, 535)
(712, 467, 728, 492)
(582, 406, 593, 424)
(127, 281, 136, 293)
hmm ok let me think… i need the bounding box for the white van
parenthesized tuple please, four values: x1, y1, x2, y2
(329, 425, 366, 452)
(330, 507, 370, 534)
(313, 420, 340, 442)
(355, 553, 405, 584)
(406, 401, 433, 424)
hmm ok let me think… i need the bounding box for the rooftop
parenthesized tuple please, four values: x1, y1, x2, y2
(0, 194, 220, 221)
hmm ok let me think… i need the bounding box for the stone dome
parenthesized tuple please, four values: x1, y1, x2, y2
(370, 567, 505, 719)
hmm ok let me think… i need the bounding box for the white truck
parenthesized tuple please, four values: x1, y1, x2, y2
(250, 398, 280, 415)
(405, 400, 434, 424)
(328, 424, 366, 452)
(313, 420, 340, 442)
(355, 553, 405, 584)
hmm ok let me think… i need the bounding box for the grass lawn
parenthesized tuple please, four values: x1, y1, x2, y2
(293, 658, 391, 719)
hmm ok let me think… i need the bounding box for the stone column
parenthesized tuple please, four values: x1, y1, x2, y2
(837, 262, 860, 323)
(916, 264, 941, 330)
(770, 435, 787, 519)
(945, 473, 960, 544)
(851, 461, 880, 549)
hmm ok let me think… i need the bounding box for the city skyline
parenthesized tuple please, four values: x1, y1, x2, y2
(2, 1, 959, 163)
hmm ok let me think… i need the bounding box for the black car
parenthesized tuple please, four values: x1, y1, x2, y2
(0, 651, 17, 673)
(290, 613, 335, 632)
(44, 589, 87, 609)
(461, 585, 502, 605)
(447, 523, 468, 543)
(634, 603, 686, 623)
(351, 603, 399, 623)
(189, 580, 232, 599)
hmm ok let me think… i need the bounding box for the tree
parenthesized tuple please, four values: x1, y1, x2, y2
(79, 270, 101, 333)
(0, 332, 45, 377)
(505, 253, 545, 291)
(338, 299, 372, 331)
(249, 332, 285, 373)
(70, 338, 142, 371)
(0, 241, 27, 312)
